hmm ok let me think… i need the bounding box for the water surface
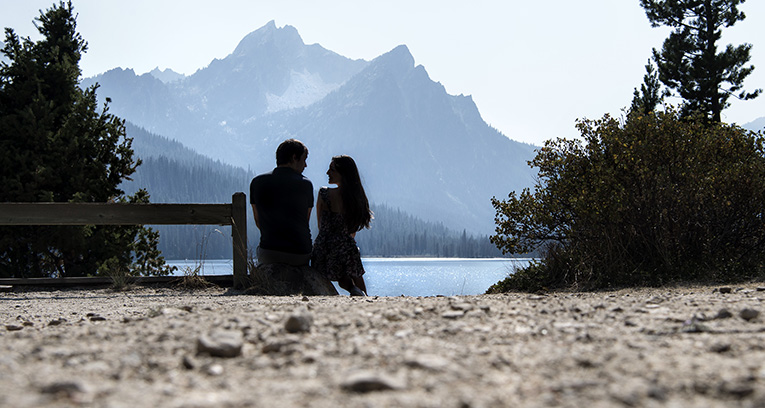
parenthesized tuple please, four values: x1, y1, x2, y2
(167, 257, 531, 297)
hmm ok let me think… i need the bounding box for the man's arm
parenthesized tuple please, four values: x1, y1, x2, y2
(251, 204, 260, 229)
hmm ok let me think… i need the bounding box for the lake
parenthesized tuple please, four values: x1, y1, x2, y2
(167, 258, 531, 297)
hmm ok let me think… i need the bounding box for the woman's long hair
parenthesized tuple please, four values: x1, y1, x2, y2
(332, 155, 373, 232)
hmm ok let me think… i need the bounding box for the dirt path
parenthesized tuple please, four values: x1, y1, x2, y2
(2, 283, 764, 407)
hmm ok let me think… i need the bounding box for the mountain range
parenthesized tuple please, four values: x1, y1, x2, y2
(744, 117, 765, 132)
(82, 21, 538, 234)
(81, 21, 763, 235)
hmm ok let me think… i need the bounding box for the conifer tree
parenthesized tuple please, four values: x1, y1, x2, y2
(0, 2, 169, 277)
(630, 60, 668, 116)
(640, 0, 761, 122)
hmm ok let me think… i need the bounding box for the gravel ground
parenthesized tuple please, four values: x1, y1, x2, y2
(2, 283, 765, 407)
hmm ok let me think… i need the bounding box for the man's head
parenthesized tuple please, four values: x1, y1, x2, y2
(276, 139, 308, 173)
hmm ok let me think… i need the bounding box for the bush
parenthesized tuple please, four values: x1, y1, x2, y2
(490, 109, 765, 291)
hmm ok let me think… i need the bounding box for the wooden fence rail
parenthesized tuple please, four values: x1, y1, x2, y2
(0, 192, 249, 289)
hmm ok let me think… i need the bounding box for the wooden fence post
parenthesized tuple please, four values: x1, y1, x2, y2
(231, 192, 248, 289)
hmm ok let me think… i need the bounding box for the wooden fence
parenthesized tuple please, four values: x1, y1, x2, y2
(0, 192, 249, 289)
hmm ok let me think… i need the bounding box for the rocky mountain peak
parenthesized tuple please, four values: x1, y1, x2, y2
(232, 20, 304, 57)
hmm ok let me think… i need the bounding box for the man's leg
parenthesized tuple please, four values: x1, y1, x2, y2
(256, 246, 310, 266)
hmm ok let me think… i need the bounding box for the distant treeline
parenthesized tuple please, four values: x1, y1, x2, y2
(356, 205, 504, 258)
(122, 125, 509, 259)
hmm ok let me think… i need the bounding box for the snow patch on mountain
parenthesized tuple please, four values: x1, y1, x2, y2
(265, 69, 340, 113)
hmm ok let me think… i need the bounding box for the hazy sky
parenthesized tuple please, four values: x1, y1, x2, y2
(2, 0, 764, 145)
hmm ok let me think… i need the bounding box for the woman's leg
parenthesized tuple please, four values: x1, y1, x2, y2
(337, 276, 355, 292)
(352, 276, 367, 294)
(338, 276, 366, 296)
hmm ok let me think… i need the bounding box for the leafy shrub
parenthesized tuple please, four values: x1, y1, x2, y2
(490, 109, 765, 291)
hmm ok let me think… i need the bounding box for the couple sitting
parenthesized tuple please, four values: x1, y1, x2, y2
(249, 139, 372, 296)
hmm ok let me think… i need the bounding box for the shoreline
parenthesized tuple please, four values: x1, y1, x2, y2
(2, 283, 765, 407)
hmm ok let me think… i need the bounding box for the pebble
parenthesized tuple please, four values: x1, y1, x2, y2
(41, 380, 88, 397)
(719, 287, 732, 294)
(262, 338, 300, 353)
(340, 371, 405, 393)
(5, 325, 23, 331)
(451, 303, 474, 311)
(197, 330, 244, 358)
(710, 343, 732, 353)
(442, 310, 465, 319)
(719, 382, 755, 398)
(740, 308, 760, 321)
(205, 363, 224, 376)
(182, 355, 197, 369)
(404, 354, 453, 372)
(284, 311, 313, 333)
(715, 309, 733, 319)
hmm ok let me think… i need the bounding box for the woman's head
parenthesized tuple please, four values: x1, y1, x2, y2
(329, 155, 361, 188)
(330, 155, 372, 232)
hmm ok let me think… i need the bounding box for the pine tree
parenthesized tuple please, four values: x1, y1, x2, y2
(640, 0, 761, 122)
(630, 60, 668, 116)
(0, 2, 170, 277)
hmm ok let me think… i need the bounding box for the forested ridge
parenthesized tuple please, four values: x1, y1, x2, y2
(122, 125, 507, 259)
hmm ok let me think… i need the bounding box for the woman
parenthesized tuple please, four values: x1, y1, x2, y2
(311, 155, 373, 296)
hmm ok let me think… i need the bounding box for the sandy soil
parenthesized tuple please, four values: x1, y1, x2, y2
(2, 282, 765, 407)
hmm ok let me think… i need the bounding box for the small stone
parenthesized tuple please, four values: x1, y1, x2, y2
(682, 319, 709, 333)
(527, 295, 546, 300)
(301, 296, 310, 302)
(740, 308, 760, 321)
(404, 354, 452, 372)
(41, 380, 88, 397)
(341, 371, 404, 393)
(719, 287, 732, 294)
(647, 386, 667, 401)
(262, 338, 300, 353)
(719, 382, 755, 398)
(284, 311, 313, 333)
(451, 303, 474, 311)
(205, 364, 224, 376)
(88, 315, 106, 322)
(710, 343, 732, 353)
(715, 309, 733, 319)
(49, 318, 67, 326)
(5, 325, 23, 331)
(22, 321, 34, 327)
(197, 330, 243, 358)
(381, 311, 401, 321)
(442, 310, 465, 319)
(182, 355, 197, 369)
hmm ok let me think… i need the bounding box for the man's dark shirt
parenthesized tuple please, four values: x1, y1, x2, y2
(250, 167, 314, 254)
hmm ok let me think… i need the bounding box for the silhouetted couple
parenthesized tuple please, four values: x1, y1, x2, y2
(249, 139, 372, 296)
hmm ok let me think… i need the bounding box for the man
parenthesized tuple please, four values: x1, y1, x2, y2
(249, 139, 314, 266)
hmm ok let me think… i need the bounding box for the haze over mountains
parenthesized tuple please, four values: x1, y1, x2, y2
(83, 21, 537, 235)
(81, 21, 763, 235)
